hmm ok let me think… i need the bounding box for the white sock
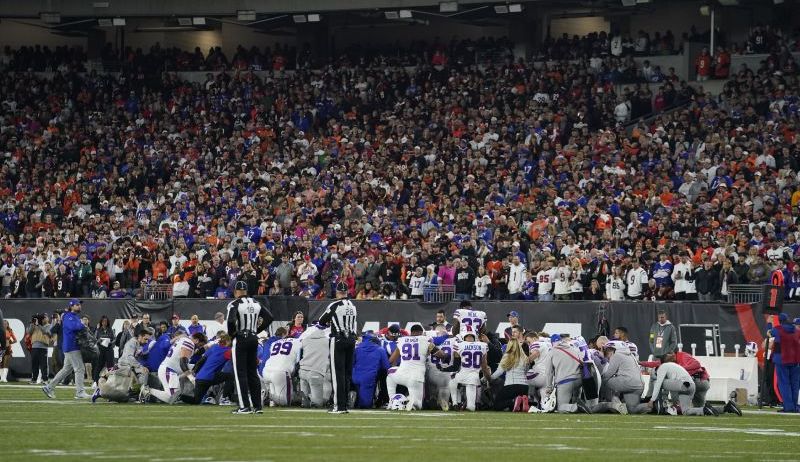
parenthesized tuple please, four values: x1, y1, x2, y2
(0, 368, 7, 381)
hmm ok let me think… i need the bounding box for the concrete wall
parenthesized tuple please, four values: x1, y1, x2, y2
(549, 16, 609, 38)
(0, 20, 87, 49)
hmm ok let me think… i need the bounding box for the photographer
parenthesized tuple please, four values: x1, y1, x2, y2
(49, 310, 65, 378)
(27, 314, 51, 384)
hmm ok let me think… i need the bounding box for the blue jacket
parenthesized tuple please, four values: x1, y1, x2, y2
(352, 336, 390, 384)
(61, 311, 86, 353)
(145, 334, 171, 371)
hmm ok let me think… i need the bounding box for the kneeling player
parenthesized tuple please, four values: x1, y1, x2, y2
(426, 325, 456, 410)
(387, 324, 443, 410)
(448, 332, 491, 411)
(299, 322, 333, 408)
(150, 333, 207, 404)
(261, 332, 301, 406)
(183, 334, 233, 404)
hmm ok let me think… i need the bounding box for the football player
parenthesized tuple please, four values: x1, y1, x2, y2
(448, 331, 491, 411)
(526, 338, 553, 409)
(540, 335, 591, 413)
(261, 329, 301, 406)
(592, 341, 649, 414)
(149, 332, 207, 404)
(426, 324, 456, 410)
(452, 302, 487, 335)
(387, 324, 443, 410)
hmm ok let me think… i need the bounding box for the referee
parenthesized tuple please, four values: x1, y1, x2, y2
(226, 281, 272, 415)
(320, 282, 358, 414)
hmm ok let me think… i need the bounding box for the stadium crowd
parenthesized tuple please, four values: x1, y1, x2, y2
(0, 26, 798, 307)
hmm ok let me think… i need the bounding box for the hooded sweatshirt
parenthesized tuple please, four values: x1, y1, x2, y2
(299, 324, 331, 376)
(602, 344, 643, 391)
(352, 335, 390, 384)
(541, 340, 582, 386)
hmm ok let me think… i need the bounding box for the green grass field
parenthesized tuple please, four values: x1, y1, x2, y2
(1, 384, 798, 462)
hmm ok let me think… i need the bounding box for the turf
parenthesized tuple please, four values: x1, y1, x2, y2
(1, 385, 798, 462)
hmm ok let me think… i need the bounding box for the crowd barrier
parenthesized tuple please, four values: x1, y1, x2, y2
(3, 298, 797, 378)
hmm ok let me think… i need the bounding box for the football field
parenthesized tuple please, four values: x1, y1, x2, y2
(1, 385, 798, 462)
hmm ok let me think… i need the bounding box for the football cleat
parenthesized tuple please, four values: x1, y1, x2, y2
(75, 391, 91, 399)
(231, 407, 254, 415)
(439, 397, 450, 412)
(666, 405, 678, 416)
(576, 401, 592, 414)
(91, 388, 102, 403)
(703, 403, 720, 416)
(614, 402, 628, 415)
(724, 400, 742, 417)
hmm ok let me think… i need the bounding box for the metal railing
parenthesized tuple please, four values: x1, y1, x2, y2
(422, 284, 455, 303)
(141, 283, 173, 301)
(727, 284, 763, 304)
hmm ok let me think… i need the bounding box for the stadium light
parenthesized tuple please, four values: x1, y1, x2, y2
(717, 0, 738, 5)
(621, 0, 636, 6)
(307, 13, 321, 22)
(112, 17, 126, 26)
(399, 10, 413, 18)
(494, 5, 509, 14)
(384, 11, 399, 19)
(237, 10, 256, 21)
(192, 17, 206, 25)
(40, 12, 61, 24)
(92, 2, 110, 7)
(98, 18, 113, 27)
(440, 1, 458, 13)
(508, 4, 523, 12)
(177, 17, 192, 26)
(292, 14, 307, 23)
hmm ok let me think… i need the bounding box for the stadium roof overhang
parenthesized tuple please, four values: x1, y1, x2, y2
(0, 0, 719, 19)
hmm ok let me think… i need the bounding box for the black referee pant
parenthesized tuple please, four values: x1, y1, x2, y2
(330, 333, 355, 411)
(232, 331, 261, 410)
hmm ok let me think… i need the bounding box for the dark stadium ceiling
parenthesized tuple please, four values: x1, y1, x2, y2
(0, 0, 790, 19)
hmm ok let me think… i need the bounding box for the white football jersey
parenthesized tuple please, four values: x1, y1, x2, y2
(162, 336, 195, 372)
(453, 309, 487, 334)
(409, 276, 425, 296)
(454, 340, 488, 372)
(428, 336, 456, 370)
(264, 337, 301, 373)
(395, 336, 432, 377)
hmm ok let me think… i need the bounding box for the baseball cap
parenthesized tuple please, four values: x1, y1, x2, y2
(68, 298, 82, 307)
(507, 310, 520, 318)
(234, 280, 248, 291)
(388, 324, 401, 335)
(335, 281, 348, 293)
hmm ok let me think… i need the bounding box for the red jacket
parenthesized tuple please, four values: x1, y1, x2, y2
(641, 351, 709, 380)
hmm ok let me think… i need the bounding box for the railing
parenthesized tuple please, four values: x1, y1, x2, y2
(727, 285, 763, 305)
(422, 284, 455, 303)
(141, 283, 173, 301)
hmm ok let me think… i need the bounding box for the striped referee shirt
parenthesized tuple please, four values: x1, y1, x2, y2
(320, 299, 358, 336)
(226, 297, 272, 336)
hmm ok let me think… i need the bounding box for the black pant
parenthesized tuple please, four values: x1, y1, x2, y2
(331, 334, 355, 411)
(183, 372, 233, 404)
(233, 333, 261, 410)
(494, 384, 529, 411)
(93, 346, 115, 383)
(30, 348, 48, 382)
